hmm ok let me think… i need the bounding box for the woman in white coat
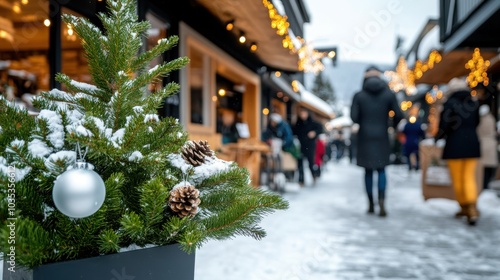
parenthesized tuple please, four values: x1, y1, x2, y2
(477, 104, 498, 191)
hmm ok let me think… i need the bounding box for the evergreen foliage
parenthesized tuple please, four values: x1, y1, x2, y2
(312, 72, 336, 104)
(0, 0, 288, 268)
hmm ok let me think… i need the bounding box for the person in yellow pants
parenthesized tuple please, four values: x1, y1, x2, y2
(447, 159, 479, 221)
(435, 78, 481, 226)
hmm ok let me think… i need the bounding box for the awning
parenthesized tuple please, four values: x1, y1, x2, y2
(297, 82, 334, 119)
(197, 0, 299, 72)
(416, 50, 498, 85)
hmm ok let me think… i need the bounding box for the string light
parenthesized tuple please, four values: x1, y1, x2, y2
(65, 24, 77, 41)
(291, 80, 299, 92)
(12, 2, 21, 13)
(262, 108, 270, 115)
(225, 20, 234, 31)
(425, 85, 443, 104)
(262, 0, 332, 72)
(238, 32, 246, 44)
(400, 101, 412, 111)
(297, 37, 327, 74)
(386, 50, 443, 97)
(250, 42, 258, 52)
(262, 0, 289, 36)
(465, 48, 490, 88)
(43, 19, 51, 27)
(412, 50, 442, 81)
(425, 92, 435, 104)
(262, 0, 295, 51)
(387, 56, 415, 94)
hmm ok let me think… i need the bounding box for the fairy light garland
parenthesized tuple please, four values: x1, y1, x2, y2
(262, 0, 329, 73)
(386, 56, 416, 95)
(412, 50, 442, 81)
(465, 48, 490, 88)
(262, 0, 294, 50)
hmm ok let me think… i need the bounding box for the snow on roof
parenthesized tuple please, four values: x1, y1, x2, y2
(418, 25, 441, 60)
(297, 82, 334, 118)
(328, 115, 353, 128)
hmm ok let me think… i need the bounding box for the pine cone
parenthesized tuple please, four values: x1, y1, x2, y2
(181, 140, 213, 166)
(169, 185, 201, 218)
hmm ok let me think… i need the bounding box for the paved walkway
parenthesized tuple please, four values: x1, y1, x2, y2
(195, 160, 500, 280)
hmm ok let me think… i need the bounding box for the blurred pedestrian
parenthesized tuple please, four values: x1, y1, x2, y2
(350, 66, 403, 216)
(219, 110, 239, 145)
(315, 134, 326, 177)
(477, 104, 498, 191)
(293, 108, 323, 185)
(401, 114, 425, 171)
(435, 77, 480, 226)
(262, 113, 294, 152)
(332, 129, 346, 161)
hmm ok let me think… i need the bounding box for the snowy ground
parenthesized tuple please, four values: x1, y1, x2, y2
(194, 159, 500, 280)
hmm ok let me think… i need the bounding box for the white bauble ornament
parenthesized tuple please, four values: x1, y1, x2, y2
(52, 161, 106, 218)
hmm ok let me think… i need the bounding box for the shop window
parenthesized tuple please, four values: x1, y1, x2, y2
(0, 0, 50, 110)
(216, 74, 243, 133)
(216, 74, 246, 144)
(181, 22, 260, 142)
(188, 46, 210, 126)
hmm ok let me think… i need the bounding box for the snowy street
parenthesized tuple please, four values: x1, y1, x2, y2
(195, 160, 500, 280)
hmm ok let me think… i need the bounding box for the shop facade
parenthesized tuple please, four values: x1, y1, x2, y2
(1, 0, 321, 186)
(1, 0, 312, 143)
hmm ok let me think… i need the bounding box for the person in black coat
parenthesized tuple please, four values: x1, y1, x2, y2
(435, 77, 481, 226)
(293, 108, 323, 185)
(350, 66, 403, 216)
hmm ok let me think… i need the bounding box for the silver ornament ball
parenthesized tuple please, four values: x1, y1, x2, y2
(53, 161, 106, 218)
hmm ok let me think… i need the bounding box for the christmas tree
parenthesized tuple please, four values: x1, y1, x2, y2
(0, 0, 287, 269)
(312, 72, 336, 104)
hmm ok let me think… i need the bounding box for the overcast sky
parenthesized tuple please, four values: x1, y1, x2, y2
(303, 0, 439, 65)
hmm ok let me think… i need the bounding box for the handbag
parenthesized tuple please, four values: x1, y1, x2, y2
(424, 158, 452, 186)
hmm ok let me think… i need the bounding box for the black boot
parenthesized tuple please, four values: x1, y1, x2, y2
(367, 201, 375, 214)
(379, 199, 387, 217)
(367, 196, 375, 214)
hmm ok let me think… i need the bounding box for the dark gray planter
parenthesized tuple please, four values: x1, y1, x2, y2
(2, 244, 195, 280)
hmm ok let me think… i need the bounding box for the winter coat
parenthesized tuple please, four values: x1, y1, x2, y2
(477, 109, 498, 167)
(221, 124, 239, 144)
(293, 116, 323, 156)
(262, 120, 294, 150)
(436, 90, 480, 159)
(315, 138, 326, 167)
(402, 121, 425, 156)
(350, 76, 403, 169)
